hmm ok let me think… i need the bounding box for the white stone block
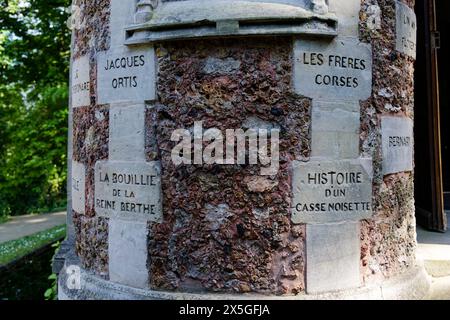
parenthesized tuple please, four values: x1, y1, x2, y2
(306, 222, 361, 294)
(328, 0, 361, 37)
(312, 104, 360, 133)
(292, 158, 373, 224)
(110, 0, 136, 49)
(312, 131, 360, 160)
(311, 101, 361, 159)
(109, 219, 149, 289)
(71, 161, 86, 214)
(109, 103, 146, 162)
(71, 56, 90, 108)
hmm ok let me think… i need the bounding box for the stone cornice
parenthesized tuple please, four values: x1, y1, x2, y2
(125, 0, 337, 44)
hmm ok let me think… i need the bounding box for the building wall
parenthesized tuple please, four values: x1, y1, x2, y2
(359, 0, 416, 283)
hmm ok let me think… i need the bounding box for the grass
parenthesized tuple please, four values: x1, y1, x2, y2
(0, 225, 66, 266)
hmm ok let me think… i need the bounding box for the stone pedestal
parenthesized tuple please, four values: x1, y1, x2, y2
(58, 0, 430, 300)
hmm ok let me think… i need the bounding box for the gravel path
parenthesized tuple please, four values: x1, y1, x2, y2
(0, 212, 66, 244)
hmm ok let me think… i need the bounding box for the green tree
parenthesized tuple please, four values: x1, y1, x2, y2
(0, 0, 70, 216)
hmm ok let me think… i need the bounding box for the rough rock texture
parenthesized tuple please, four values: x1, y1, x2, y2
(359, 0, 417, 284)
(148, 39, 310, 294)
(72, 105, 109, 276)
(70, 0, 419, 294)
(73, 106, 109, 216)
(72, 0, 111, 60)
(73, 212, 109, 278)
(71, 0, 111, 276)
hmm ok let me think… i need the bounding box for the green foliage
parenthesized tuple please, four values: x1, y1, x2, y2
(0, 0, 71, 216)
(0, 214, 10, 224)
(45, 241, 61, 300)
(44, 273, 58, 300)
(0, 225, 66, 266)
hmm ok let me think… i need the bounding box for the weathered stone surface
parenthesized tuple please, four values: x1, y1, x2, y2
(150, 39, 309, 294)
(72, 0, 110, 59)
(62, 0, 423, 299)
(360, 173, 416, 282)
(241, 0, 310, 8)
(242, 116, 281, 131)
(71, 56, 90, 108)
(312, 101, 360, 132)
(365, 3, 382, 31)
(123, 0, 342, 45)
(58, 259, 430, 300)
(203, 57, 241, 75)
(292, 158, 373, 224)
(358, 1, 418, 285)
(329, 0, 361, 37)
(95, 161, 163, 222)
(109, 219, 149, 288)
(312, 131, 360, 160)
(110, 0, 136, 49)
(311, 101, 360, 159)
(244, 176, 279, 193)
(293, 39, 372, 100)
(311, 0, 329, 15)
(71, 161, 86, 214)
(109, 104, 146, 161)
(150, 0, 326, 24)
(395, 0, 417, 59)
(97, 47, 156, 104)
(158, 0, 311, 11)
(381, 116, 413, 175)
(72, 214, 109, 277)
(306, 222, 361, 294)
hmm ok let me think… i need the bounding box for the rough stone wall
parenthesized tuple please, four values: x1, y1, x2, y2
(149, 39, 311, 294)
(359, 0, 417, 283)
(70, 0, 419, 294)
(72, 0, 110, 60)
(71, 0, 111, 277)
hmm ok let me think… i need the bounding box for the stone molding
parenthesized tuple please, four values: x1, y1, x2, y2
(58, 256, 431, 300)
(125, 0, 338, 44)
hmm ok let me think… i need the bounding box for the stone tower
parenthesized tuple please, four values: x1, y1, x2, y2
(57, 0, 429, 299)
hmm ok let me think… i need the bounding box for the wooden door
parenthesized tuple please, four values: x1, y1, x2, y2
(414, 0, 446, 232)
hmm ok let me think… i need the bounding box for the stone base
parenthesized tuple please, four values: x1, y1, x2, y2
(58, 252, 431, 300)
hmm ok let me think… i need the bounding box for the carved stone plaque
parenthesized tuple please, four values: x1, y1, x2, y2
(97, 47, 156, 104)
(292, 158, 373, 224)
(294, 39, 372, 100)
(71, 161, 86, 214)
(95, 161, 162, 222)
(381, 116, 414, 175)
(395, 1, 417, 59)
(71, 56, 90, 108)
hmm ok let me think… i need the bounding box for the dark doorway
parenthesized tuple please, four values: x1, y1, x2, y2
(436, 1, 450, 211)
(414, 0, 447, 232)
